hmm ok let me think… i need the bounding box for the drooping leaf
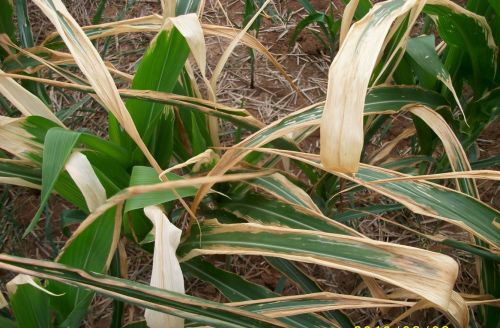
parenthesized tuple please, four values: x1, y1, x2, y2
(143, 206, 185, 328)
(406, 35, 462, 112)
(320, 0, 420, 173)
(179, 220, 458, 309)
(0, 255, 287, 328)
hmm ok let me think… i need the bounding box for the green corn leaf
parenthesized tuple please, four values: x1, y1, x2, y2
(179, 220, 458, 309)
(289, 12, 335, 47)
(123, 166, 197, 241)
(124, 166, 198, 213)
(149, 108, 175, 168)
(341, 0, 372, 19)
(174, 69, 212, 157)
(406, 35, 463, 111)
(406, 35, 443, 87)
(182, 258, 276, 301)
(118, 28, 190, 158)
(48, 207, 119, 325)
(9, 281, 52, 328)
(423, 2, 498, 92)
(0, 255, 287, 328)
(217, 193, 349, 234)
(0, 316, 16, 328)
(0, 160, 42, 186)
(25, 128, 81, 236)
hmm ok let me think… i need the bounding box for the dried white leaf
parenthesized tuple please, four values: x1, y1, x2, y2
(144, 206, 184, 328)
(65, 152, 107, 211)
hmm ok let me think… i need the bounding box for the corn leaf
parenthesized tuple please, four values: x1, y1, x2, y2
(118, 27, 189, 155)
(320, 0, 419, 173)
(236, 293, 410, 318)
(179, 220, 458, 309)
(424, 0, 498, 90)
(33, 0, 159, 170)
(257, 149, 500, 248)
(144, 206, 185, 328)
(182, 259, 341, 327)
(47, 153, 120, 325)
(0, 0, 15, 59)
(8, 281, 52, 328)
(265, 257, 353, 327)
(26, 128, 80, 236)
(406, 35, 462, 113)
(176, 0, 202, 15)
(245, 173, 320, 211)
(124, 166, 197, 213)
(217, 193, 356, 235)
(0, 255, 287, 328)
(182, 258, 276, 302)
(0, 69, 61, 124)
(192, 85, 449, 210)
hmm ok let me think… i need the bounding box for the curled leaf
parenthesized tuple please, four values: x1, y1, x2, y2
(65, 152, 107, 211)
(144, 205, 185, 328)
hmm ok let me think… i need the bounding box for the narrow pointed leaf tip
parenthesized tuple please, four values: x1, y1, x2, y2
(6, 274, 60, 296)
(144, 206, 185, 328)
(320, 0, 419, 173)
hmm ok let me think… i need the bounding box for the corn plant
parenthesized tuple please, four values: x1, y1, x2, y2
(0, 0, 498, 327)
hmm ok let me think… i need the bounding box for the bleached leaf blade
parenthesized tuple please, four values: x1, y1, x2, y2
(0, 69, 62, 125)
(320, 0, 419, 173)
(144, 206, 185, 328)
(65, 152, 107, 211)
